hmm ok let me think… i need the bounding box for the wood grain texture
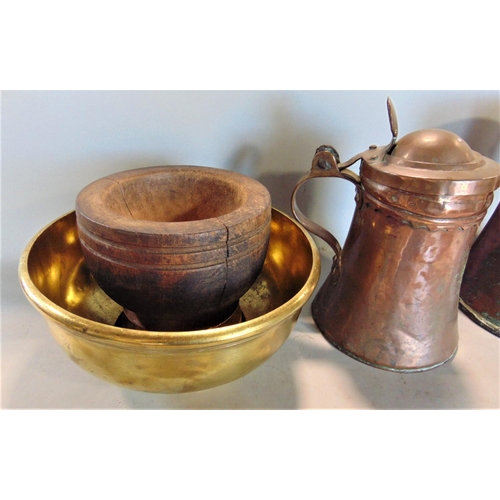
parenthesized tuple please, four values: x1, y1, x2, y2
(76, 166, 271, 331)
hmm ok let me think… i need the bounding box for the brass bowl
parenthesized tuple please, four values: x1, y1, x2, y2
(19, 209, 320, 393)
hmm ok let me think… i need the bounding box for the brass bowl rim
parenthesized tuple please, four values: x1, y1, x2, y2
(19, 208, 320, 349)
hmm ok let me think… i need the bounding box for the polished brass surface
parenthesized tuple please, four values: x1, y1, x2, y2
(292, 99, 500, 372)
(19, 209, 320, 393)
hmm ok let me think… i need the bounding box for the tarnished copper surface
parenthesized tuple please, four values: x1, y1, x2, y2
(292, 98, 500, 372)
(19, 209, 320, 393)
(460, 202, 500, 336)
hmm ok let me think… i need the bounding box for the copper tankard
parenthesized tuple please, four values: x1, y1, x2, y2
(292, 99, 500, 372)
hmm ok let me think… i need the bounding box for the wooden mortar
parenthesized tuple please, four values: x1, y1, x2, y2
(75, 166, 271, 331)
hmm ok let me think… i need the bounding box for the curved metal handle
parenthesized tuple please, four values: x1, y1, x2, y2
(291, 145, 362, 276)
(291, 98, 399, 277)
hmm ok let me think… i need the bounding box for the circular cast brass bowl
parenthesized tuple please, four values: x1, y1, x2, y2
(19, 209, 320, 393)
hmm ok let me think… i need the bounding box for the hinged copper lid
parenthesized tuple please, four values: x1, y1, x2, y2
(294, 98, 500, 223)
(363, 127, 500, 197)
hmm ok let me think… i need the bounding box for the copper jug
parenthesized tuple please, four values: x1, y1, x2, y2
(291, 99, 500, 372)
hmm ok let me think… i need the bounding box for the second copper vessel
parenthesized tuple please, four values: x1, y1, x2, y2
(460, 202, 500, 336)
(292, 99, 500, 372)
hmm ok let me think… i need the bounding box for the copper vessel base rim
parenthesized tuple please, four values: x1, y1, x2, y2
(459, 299, 500, 338)
(320, 332, 458, 373)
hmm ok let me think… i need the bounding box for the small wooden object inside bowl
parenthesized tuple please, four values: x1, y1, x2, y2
(75, 166, 271, 331)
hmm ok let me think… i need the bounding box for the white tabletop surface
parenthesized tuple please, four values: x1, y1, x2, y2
(2, 252, 498, 410)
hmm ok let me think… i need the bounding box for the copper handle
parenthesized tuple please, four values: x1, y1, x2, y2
(292, 99, 398, 273)
(291, 145, 361, 274)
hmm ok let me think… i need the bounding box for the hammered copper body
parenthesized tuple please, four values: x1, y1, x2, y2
(292, 99, 500, 372)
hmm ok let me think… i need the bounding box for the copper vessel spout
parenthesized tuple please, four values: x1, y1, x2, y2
(292, 99, 500, 372)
